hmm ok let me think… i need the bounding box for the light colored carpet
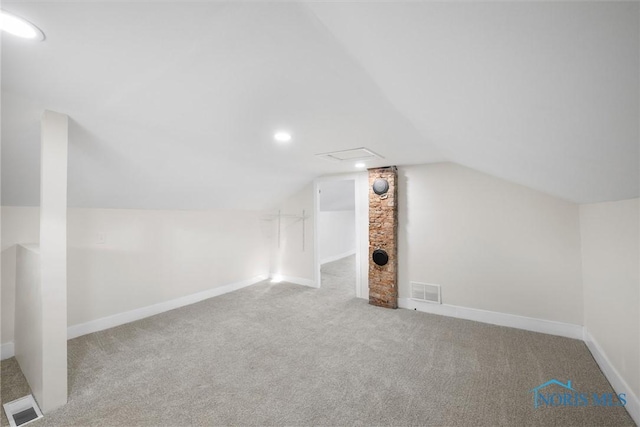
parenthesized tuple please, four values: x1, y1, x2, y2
(1, 255, 635, 426)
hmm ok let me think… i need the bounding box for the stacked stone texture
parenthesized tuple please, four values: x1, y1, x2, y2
(368, 166, 398, 309)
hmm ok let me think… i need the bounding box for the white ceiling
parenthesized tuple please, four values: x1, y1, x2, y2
(2, 1, 637, 210)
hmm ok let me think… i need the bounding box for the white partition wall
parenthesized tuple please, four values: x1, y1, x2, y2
(39, 110, 68, 412)
(14, 111, 69, 413)
(14, 245, 43, 402)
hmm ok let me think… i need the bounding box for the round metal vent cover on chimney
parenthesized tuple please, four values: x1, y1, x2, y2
(372, 178, 389, 195)
(372, 249, 389, 266)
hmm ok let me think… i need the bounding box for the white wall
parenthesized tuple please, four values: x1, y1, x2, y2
(397, 163, 584, 324)
(580, 199, 639, 400)
(1, 207, 271, 346)
(38, 110, 69, 412)
(319, 180, 355, 211)
(14, 245, 43, 406)
(318, 210, 355, 264)
(270, 184, 315, 286)
(2, 207, 40, 348)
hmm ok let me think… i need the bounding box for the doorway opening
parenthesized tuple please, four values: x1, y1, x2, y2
(314, 175, 367, 299)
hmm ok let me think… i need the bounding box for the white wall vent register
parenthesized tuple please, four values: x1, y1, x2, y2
(3, 395, 43, 427)
(411, 282, 441, 304)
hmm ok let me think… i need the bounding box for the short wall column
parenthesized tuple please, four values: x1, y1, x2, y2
(39, 110, 68, 412)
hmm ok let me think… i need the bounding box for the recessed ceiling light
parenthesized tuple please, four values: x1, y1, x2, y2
(0, 11, 45, 41)
(355, 162, 366, 168)
(274, 132, 292, 143)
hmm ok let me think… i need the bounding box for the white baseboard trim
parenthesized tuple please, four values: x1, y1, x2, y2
(67, 274, 268, 340)
(1, 341, 15, 360)
(583, 328, 639, 426)
(398, 297, 640, 424)
(4, 282, 635, 426)
(398, 298, 584, 340)
(320, 249, 356, 266)
(2, 274, 268, 360)
(280, 275, 317, 288)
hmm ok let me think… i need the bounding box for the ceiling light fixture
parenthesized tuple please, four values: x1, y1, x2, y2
(355, 162, 366, 168)
(274, 132, 292, 143)
(0, 10, 45, 41)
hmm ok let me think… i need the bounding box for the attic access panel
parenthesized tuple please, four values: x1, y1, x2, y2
(315, 147, 383, 163)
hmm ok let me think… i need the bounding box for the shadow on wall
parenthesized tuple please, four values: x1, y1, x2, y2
(397, 170, 409, 302)
(2, 246, 18, 346)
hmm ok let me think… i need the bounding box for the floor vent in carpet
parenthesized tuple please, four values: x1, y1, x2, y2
(3, 395, 43, 427)
(411, 282, 441, 304)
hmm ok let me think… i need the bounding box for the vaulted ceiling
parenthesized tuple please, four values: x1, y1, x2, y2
(2, 1, 638, 210)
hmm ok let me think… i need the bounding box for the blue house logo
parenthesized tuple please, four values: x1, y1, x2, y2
(530, 379, 626, 409)
(529, 379, 575, 408)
